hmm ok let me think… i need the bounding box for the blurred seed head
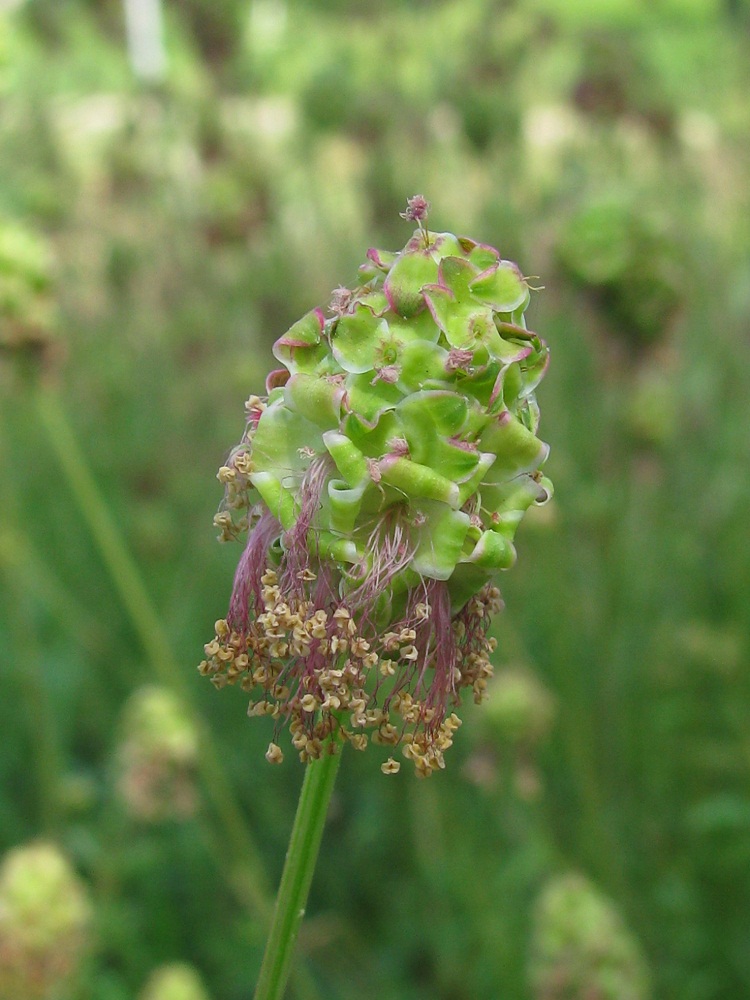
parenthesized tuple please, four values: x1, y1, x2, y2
(139, 963, 211, 1000)
(116, 686, 199, 823)
(483, 666, 556, 748)
(0, 219, 59, 371)
(672, 621, 743, 678)
(529, 873, 651, 1000)
(0, 842, 91, 1000)
(464, 666, 555, 797)
(57, 773, 98, 816)
(625, 358, 679, 448)
(556, 198, 682, 351)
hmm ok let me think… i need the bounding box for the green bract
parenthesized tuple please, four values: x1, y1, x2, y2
(201, 203, 552, 775)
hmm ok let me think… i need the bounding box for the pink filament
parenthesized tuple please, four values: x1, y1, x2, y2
(345, 512, 416, 624)
(227, 508, 281, 632)
(419, 580, 458, 724)
(280, 456, 332, 594)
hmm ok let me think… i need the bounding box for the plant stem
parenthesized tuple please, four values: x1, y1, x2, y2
(254, 745, 343, 1000)
(0, 420, 63, 833)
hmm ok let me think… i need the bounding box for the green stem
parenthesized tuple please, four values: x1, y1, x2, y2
(0, 424, 63, 833)
(254, 746, 343, 1000)
(35, 388, 175, 679)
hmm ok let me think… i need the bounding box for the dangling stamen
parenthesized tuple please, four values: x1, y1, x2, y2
(418, 580, 458, 727)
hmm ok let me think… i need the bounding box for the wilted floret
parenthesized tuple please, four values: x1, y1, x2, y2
(0, 842, 91, 1000)
(200, 200, 552, 774)
(116, 686, 199, 822)
(139, 963, 211, 1000)
(400, 194, 431, 224)
(529, 873, 651, 1000)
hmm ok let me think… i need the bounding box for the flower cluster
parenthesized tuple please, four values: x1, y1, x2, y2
(529, 873, 651, 1000)
(201, 561, 502, 776)
(200, 200, 552, 774)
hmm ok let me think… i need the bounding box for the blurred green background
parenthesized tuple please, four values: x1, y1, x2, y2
(1, 0, 750, 997)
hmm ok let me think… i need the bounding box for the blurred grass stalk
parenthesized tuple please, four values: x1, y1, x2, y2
(123, 0, 167, 83)
(0, 432, 63, 834)
(33, 386, 271, 912)
(0, 527, 101, 656)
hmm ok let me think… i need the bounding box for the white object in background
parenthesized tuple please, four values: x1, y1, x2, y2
(123, 0, 166, 83)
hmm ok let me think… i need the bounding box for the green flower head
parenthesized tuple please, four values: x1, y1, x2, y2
(139, 963, 211, 1000)
(0, 219, 57, 364)
(200, 198, 552, 776)
(529, 873, 651, 1000)
(116, 686, 199, 823)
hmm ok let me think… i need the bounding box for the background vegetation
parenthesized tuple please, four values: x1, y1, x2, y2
(1, 0, 750, 996)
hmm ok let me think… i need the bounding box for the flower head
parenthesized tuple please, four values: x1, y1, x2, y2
(0, 219, 58, 369)
(116, 686, 199, 822)
(139, 963, 211, 1000)
(199, 202, 552, 775)
(529, 873, 651, 999)
(0, 842, 91, 998)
